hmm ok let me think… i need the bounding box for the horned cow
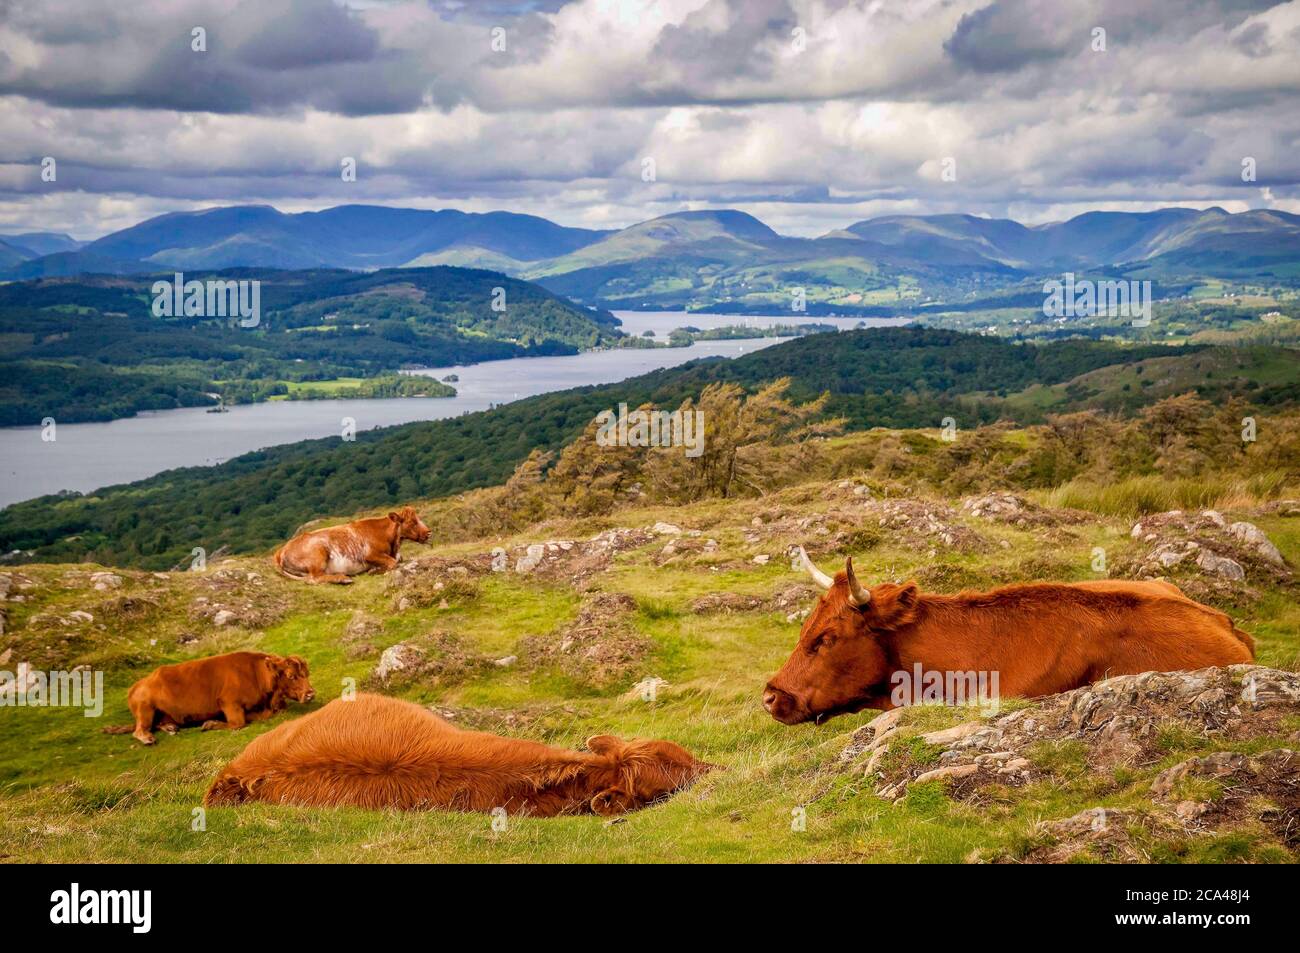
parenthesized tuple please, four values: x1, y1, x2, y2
(762, 547, 1255, 725)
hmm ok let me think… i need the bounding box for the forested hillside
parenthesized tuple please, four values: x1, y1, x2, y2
(0, 266, 620, 424)
(5, 327, 1298, 569)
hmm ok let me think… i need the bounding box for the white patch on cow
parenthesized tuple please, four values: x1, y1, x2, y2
(325, 528, 372, 575)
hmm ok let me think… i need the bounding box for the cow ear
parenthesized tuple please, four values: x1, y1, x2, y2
(870, 581, 920, 630)
(387, 511, 401, 522)
(589, 787, 634, 816)
(586, 734, 624, 756)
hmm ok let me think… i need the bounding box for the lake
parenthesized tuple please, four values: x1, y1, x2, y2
(0, 313, 896, 508)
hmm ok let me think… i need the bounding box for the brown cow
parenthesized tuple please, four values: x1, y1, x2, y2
(762, 547, 1255, 725)
(103, 651, 315, 745)
(273, 506, 430, 584)
(205, 693, 715, 817)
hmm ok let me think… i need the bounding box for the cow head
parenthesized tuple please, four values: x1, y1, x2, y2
(585, 734, 718, 815)
(389, 506, 431, 544)
(762, 547, 919, 725)
(271, 654, 316, 704)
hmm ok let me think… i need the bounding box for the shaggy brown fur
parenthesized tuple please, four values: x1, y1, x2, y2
(274, 506, 430, 584)
(205, 693, 714, 816)
(103, 651, 314, 745)
(764, 570, 1254, 725)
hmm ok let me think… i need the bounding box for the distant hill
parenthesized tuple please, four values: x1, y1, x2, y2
(0, 238, 33, 270)
(841, 208, 1300, 276)
(20, 205, 612, 274)
(1, 250, 156, 279)
(0, 232, 84, 256)
(531, 206, 1300, 311)
(5, 204, 1298, 311)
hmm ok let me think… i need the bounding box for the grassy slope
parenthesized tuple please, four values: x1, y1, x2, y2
(0, 328, 1205, 568)
(2, 462, 1297, 863)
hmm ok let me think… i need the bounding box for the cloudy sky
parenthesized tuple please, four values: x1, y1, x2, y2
(1, 0, 1297, 239)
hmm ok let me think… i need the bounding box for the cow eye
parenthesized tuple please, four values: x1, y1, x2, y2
(806, 632, 832, 655)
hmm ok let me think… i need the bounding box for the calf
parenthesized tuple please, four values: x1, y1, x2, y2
(205, 693, 715, 817)
(274, 506, 430, 584)
(762, 547, 1255, 725)
(103, 651, 314, 745)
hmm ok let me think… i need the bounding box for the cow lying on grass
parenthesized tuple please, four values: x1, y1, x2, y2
(103, 651, 315, 745)
(762, 547, 1256, 725)
(205, 693, 715, 816)
(274, 506, 430, 584)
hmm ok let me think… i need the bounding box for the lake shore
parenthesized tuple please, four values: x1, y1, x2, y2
(0, 314, 904, 508)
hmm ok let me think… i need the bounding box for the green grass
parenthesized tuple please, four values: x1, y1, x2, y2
(1, 477, 1297, 863)
(1040, 472, 1291, 519)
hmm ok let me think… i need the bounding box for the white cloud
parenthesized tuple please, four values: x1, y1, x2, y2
(0, 0, 1296, 237)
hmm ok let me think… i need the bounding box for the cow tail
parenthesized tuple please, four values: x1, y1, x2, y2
(100, 724, 135, 734)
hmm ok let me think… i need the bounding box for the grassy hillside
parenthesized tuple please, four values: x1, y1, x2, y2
(0, 328, 1227, 567)
(2, 428, 1297, 863)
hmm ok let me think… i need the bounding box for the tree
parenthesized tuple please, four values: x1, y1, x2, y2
(645, 378, 838, 502)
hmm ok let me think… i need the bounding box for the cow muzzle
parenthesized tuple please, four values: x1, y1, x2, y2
(762, 685, 810, 725)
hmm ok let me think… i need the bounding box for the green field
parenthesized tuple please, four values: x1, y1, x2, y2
(3, 447, 1297, 863)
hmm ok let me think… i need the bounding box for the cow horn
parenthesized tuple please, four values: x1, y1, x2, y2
(796, 545, 834, 590)
(844, 556, 871, 606)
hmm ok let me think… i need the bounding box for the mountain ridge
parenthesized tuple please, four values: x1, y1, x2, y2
(5, 204, 1297, 310)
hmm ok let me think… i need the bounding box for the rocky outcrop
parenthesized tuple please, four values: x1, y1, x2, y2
(369, 629, 488, 688)
(867, 499, 989, 553)
(498, 529, 655, 586)
(1124, 510, 1291, 588)
(843, 666, 1300, 861)
(960, 493, 1087, 528)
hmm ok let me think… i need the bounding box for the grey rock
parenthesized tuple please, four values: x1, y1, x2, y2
(1195, 551, 1244, 580)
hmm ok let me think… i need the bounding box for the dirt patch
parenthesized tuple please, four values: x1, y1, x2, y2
(425, 702, 567, 733)
(517, 592, 649, 688)
(1151, 748, 1300, 850)
(1011, 808, 1185, 864)
(340, 610, 382, 659)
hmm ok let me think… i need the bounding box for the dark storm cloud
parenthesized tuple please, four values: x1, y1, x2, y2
(943, 1, 1068, 73)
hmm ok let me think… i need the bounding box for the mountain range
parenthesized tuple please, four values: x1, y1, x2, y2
(4, 205, 1298, 312)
